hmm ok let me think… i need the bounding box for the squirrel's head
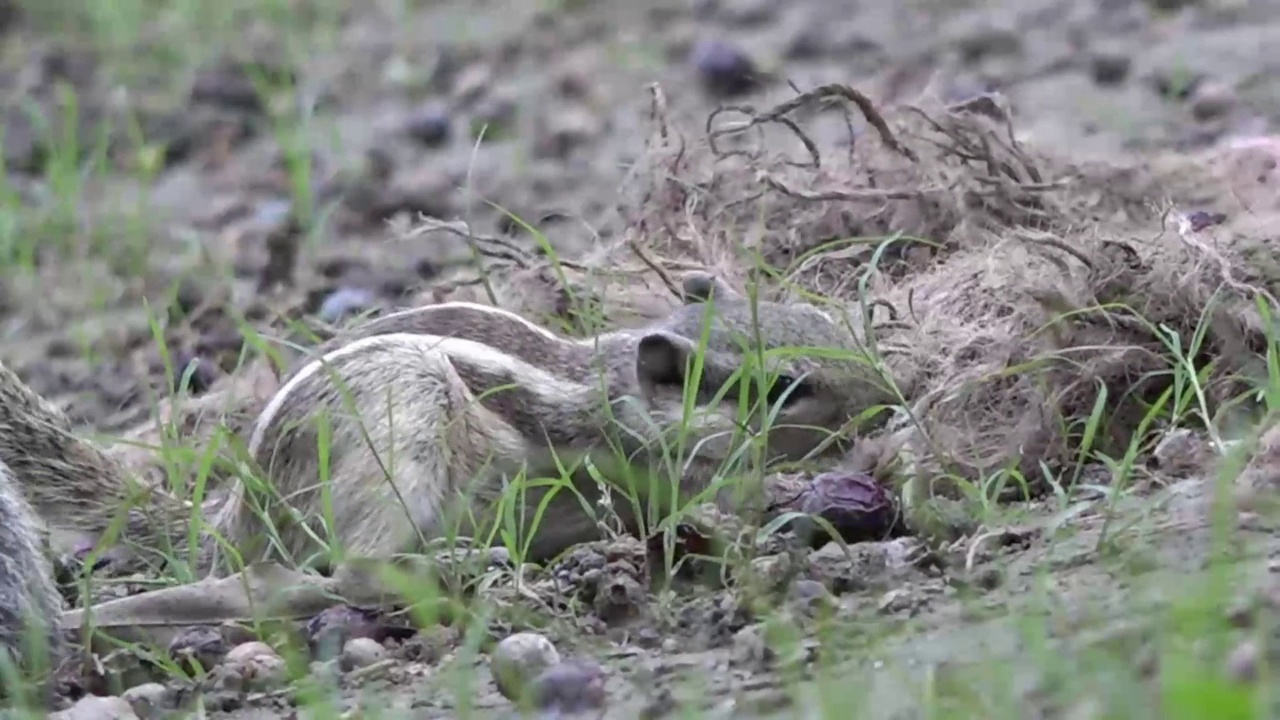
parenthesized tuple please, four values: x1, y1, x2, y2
(625, 272, 898, 466)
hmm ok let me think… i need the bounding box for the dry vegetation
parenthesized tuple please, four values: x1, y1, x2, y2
(5, 0, 1280, 718)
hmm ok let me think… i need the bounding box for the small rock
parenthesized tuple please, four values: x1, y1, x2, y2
(52, 695, 139, 720)
(226, 641, 276, 664)
(224, 642, 287, 691)
(340, 637, 388, 671)
(529, 658, 609, 713)
(878, 587, 917, 615)
(1090, 49, 1131, 85)
(168, 626, 230, 674)
(718, 0, 773, 26)
(731, 624, 773, 667)
(774, 471, 902, 547)
(1150, 427, 1211, 476)
(190, 62, 262, 113)
(490, 631, 561, 702)
(788, 579, 834, 614)
(1151, 69, 1203, 100)
(121, 683, 169, 719)
(635, 627, 662, 648)
(535, 105, 603, 159)
(1226, 638, 1260, 683)
(690, 38, 760, 97)
(970, 566, 1003, 591)
(955, 25, 1022, 64)
(469, 91, 518, 141)
(1226, 599, 1255, 629)
(1147, 0, 1199, 11)
(306, 605, 384, 661)
(309, 658, 342, 685)
(1183, 210, 1227, 232)
(317, 287, 378, 324)
(661, 637, 679, 653)
(1191, 81, 1236, 121)
(405, 100, 452, 147)
(451, 63, 493, 106)
(249, 197, 294, 232)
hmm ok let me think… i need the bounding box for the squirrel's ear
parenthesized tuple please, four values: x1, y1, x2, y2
(635, 331, 693, 387)
(680, 272, 736, 305)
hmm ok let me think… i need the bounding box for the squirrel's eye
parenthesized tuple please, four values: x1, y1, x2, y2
(765, 374, 812, 406)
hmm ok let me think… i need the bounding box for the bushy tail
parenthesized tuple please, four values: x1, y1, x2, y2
(0, 361, 184, 556)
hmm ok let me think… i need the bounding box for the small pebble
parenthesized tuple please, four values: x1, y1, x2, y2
(1226, 599, 1255, 629)
(731, 624, 772, 666)
(1226, 638, 1260, 683)
(469, 91, 518, 141)
(340, 637, 388, 671)
(52, 695, 139, 720)
(225, 642, 287, 691)
(248, 198, 294, 232)
(306, 605, 384, 660)
(1190, 81, 1236, 121)
(718, 0, 774, 26)
(635, 627, 662, 648)
(1147, 0, 1199, 11)
(121, 683, 169, 719)
(1184, 210, 1227, 232)
(318, 287, 377, 324)
(451, 63, 493, 105)
(226, 641, 276, 664)
(689, 38, 759, 97)
(955, 25, 1022, 64)
(1089, 49, 1131, 85)
(971, 566, 1004, 591)
(788, 579, 835, 614)
(168, 626, 230, 674)
(490, 631, 561, 702)
(529, 658, 609, 713)
(190, 63, 261, 113)
(536, 105, 603, 159)
(405, 100, 451, 147)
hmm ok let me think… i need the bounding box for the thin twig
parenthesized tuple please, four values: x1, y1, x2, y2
(628, 240, 684, 300)
(406, 217, 533, 268)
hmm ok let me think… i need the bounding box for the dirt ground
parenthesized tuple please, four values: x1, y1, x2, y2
(5, 0, 1280, 717)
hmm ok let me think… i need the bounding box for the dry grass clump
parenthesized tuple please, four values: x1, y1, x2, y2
(554, 82, 1280, 497)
